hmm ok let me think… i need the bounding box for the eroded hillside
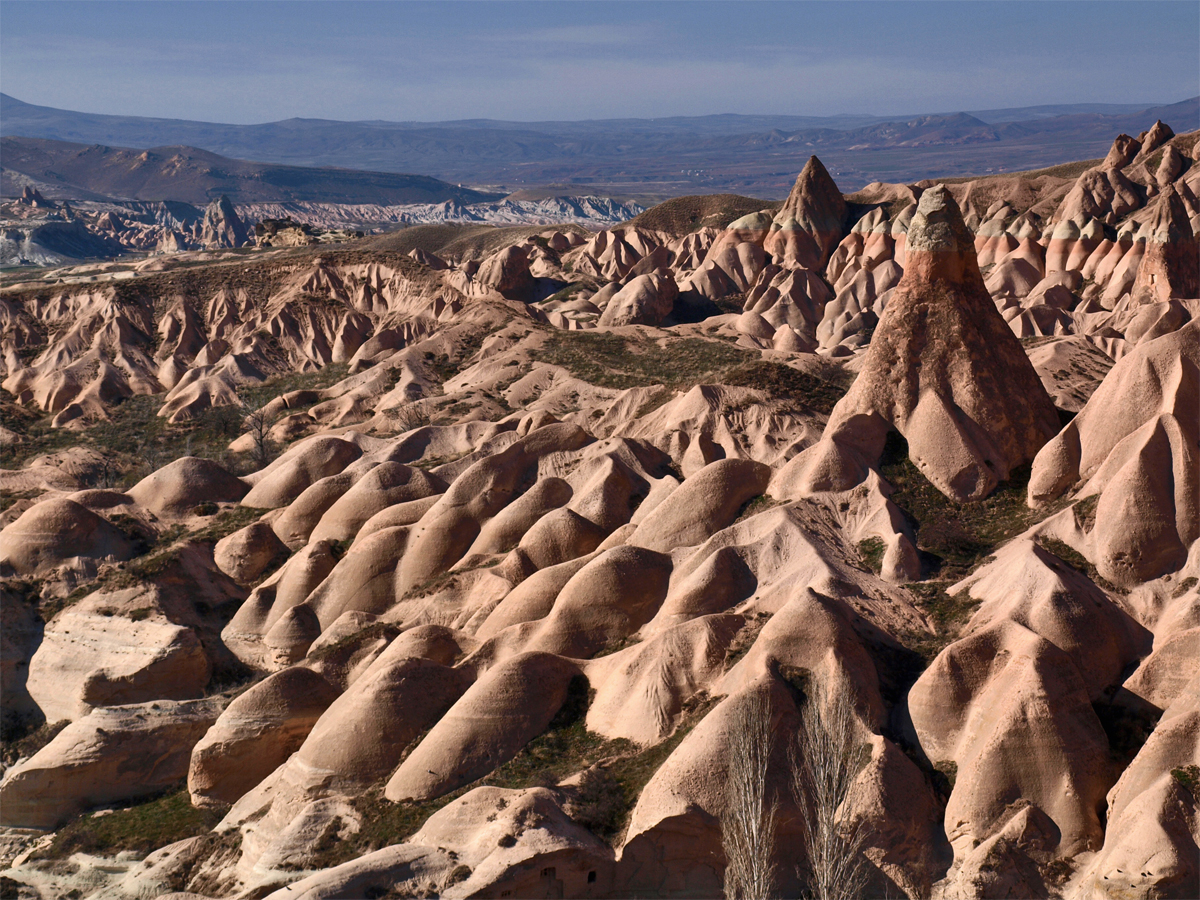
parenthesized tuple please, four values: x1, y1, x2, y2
(1, 121, 1198, 900)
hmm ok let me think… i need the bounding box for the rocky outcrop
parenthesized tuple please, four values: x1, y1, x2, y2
(628, 458, 770, 552)
(27, 600, 210, 722)
(475, 245, 533, 300)
(0, 497, 137, 575)
(392, 424, 592, 596)
(200, 194, 250, 248)
(775, 185, 1059, 502)
(18, 186, 54, 208)
(241, 436, 364, 509)
(1131, 184, 1200, 304)
(585, 615, 739, 744)
(188, 666, 341, 807)
(909, 617, 1113, 857)
(764, 155, 847, 269)
(0, 698, 223, 829)
(1072, 678, 1200, 900)
(1103, 133, 1142, 171)
(263, 785, 614, 900)
(386, 652, 582, 801)
(1136, 120, 1175, 160)
(596, 271, 679, 327)
(1028, 321, 1199, 586)
(214, 520, 289, 584)
(126, 455, 248, 518)
(309, 462, 446, 545)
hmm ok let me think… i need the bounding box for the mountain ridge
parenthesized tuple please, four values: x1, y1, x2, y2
(3, 93, 1196, 197)
(0, 135, 501, 205)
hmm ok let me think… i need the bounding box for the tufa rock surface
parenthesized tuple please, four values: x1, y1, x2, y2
(775, 185, 1060, 502)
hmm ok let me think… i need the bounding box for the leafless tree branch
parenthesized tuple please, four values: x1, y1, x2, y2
(721, 690, 779, 900)
(242, 400, 277, 470)
(790, 677, 872, 900)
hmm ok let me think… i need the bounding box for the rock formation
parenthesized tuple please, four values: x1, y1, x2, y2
(1131, 184, 1200, 303)
(475, 245, 534, 300)
(764, 155, 847, 269)
(0, 699, 224, 829)
(1029, 320, 1199, 586)
(596, 271, 679, 327)
(199, 194, 250, 249)
(1, 128, 1198, 900)
(775, 185, 1060, 502)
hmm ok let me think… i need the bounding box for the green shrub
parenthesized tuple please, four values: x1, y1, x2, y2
(533, 332, 747, 392)
(1042, 857, 1075, 887)
(34, 788, 221, 860)
(567, 767, 626, 840)
(1171, 765, 1200, 803)
(129, 546, 182, 580)
(902, 582, 982, 661)
(723, 613, 771, 669)
(933, 760, 957, 792)
(1036, 537, 1089, 571)
(1036, 536, 1122, 593)
(732, 494, 781, 525)
(879, 431, 1047, 581)
(857, 537, 885, 575)
(1072, 494, 1098, 531)
(188, 506, 269, 544)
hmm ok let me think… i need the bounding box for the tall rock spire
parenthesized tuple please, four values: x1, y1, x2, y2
(1131, 183, 1200, 304)
(763, 155, 846, 269)
(200, 195, 250, 249)
(773, 185, 1060, 503)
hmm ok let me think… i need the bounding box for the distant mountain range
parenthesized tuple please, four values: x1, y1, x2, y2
(2, 94, 1197, 198)
(0, 135, 500, 205)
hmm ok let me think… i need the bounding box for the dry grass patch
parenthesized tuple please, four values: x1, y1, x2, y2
(32, 788, 222, 860)
(879, 431, 1049, 582)
(310, 682, 718, 867)
(533, 331, 851, 408)
(534, 331, 749, 391)
(630, 194, 779, 236)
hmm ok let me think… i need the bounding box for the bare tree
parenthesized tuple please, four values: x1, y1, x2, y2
(790, 677, 872, 900)
(88, 454, 123, 489)
(389, 402, 430, 434)
(721, 690, 779, 900)
(137, 440, 163, 477)
(242, 401, 277, 470)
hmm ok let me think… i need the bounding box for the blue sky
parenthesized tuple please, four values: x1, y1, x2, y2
(2, 1, 1197, 123)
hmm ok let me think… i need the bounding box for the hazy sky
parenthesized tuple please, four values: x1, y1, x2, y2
(2, 1, 1197, 123)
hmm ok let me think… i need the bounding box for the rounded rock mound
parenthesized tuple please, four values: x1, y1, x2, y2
(127, 456, 248, 518)
(188, 666, 341, 807)
(0, 498, 137, 575)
